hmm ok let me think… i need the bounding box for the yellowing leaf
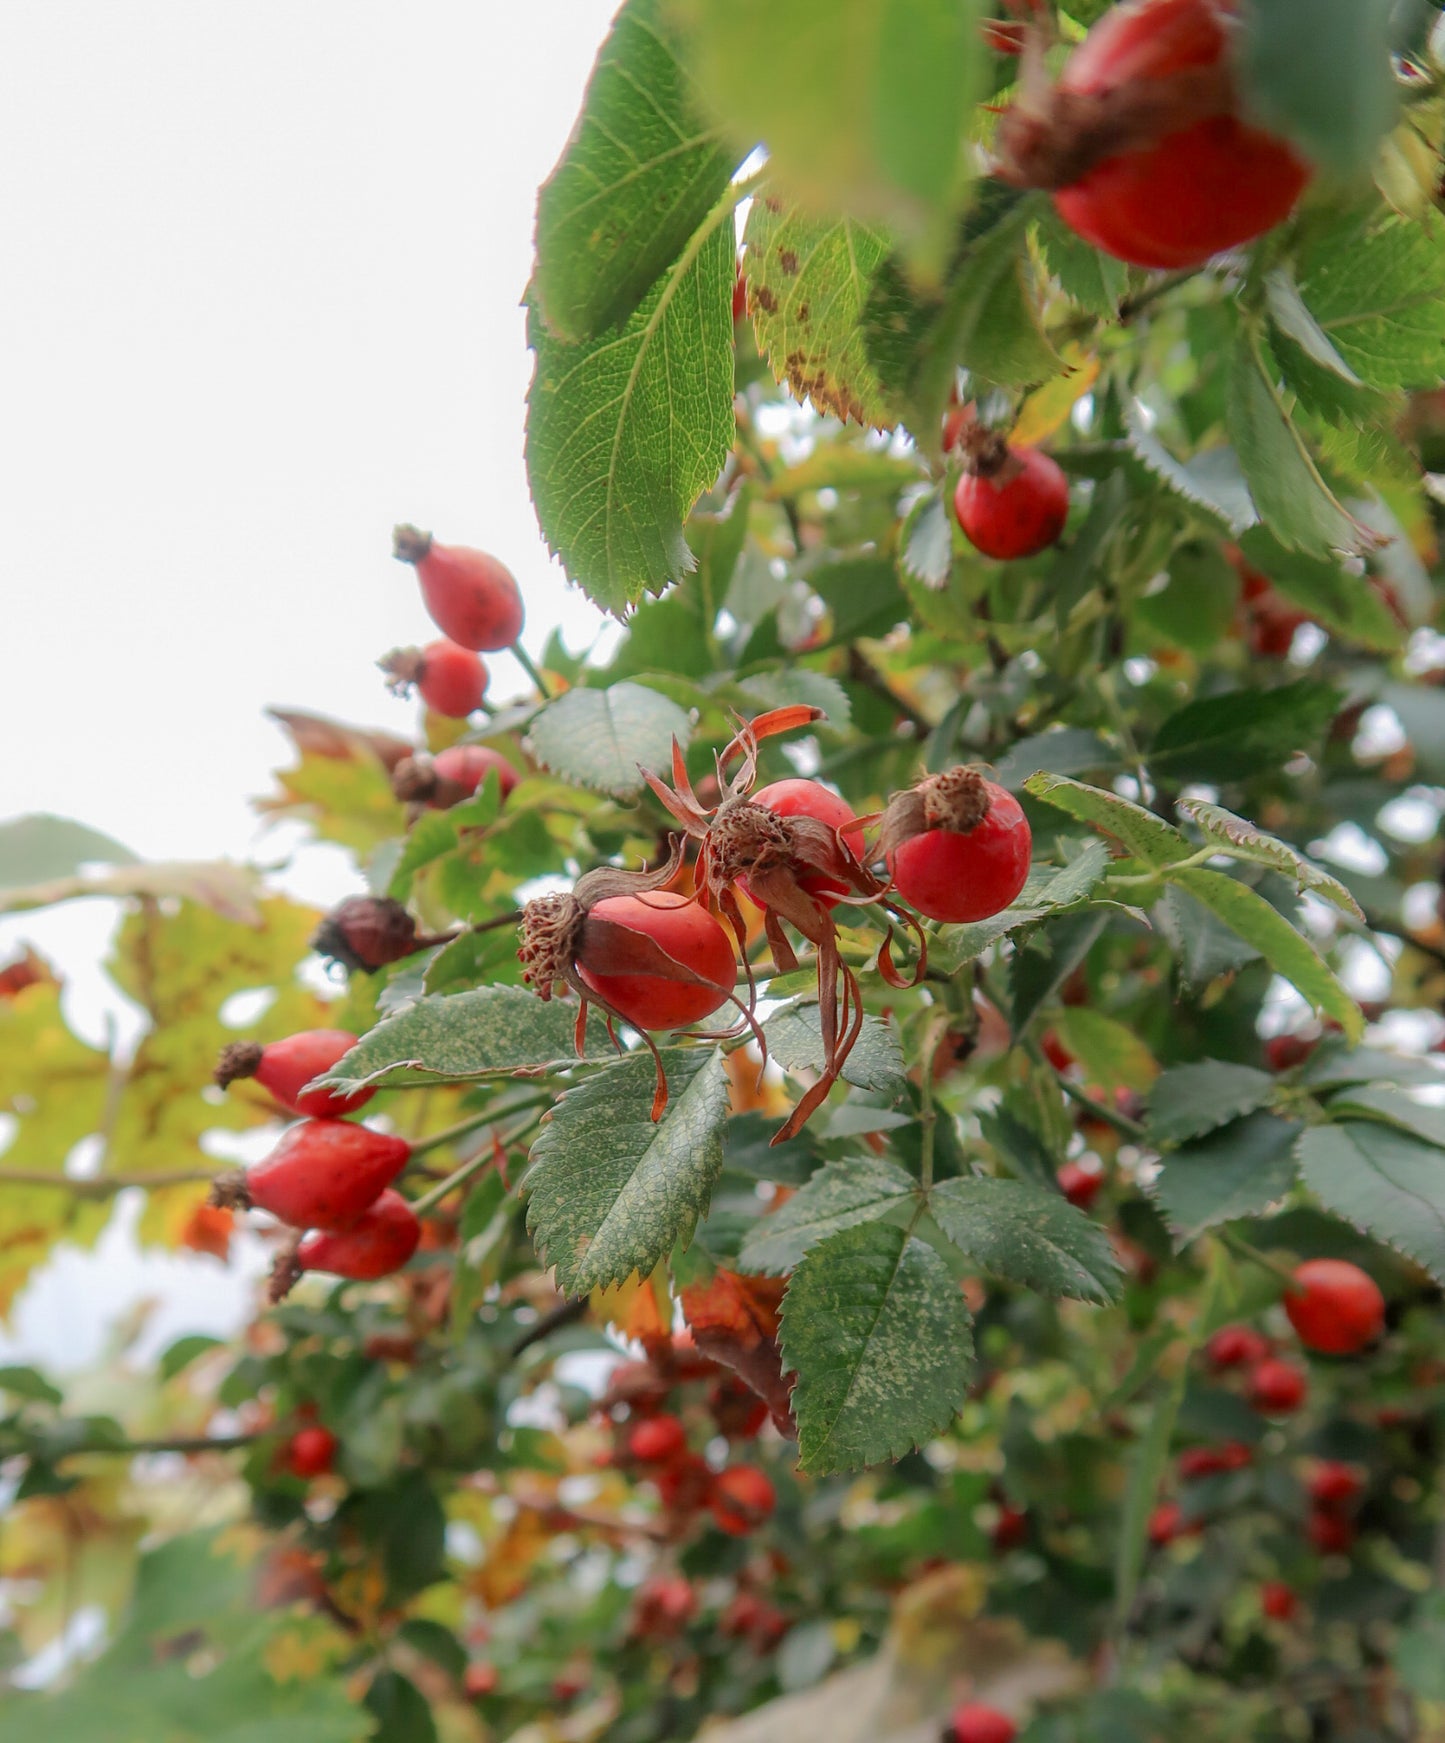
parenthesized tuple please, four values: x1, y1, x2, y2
(1011, 349, 1099, 447)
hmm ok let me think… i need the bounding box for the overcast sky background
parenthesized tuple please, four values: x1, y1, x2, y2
(0, 2, 621, 1368)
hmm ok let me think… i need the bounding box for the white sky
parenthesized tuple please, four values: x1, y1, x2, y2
(0, 2, 621, 1367)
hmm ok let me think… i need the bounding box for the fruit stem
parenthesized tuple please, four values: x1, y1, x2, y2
(1217, 1228, 1301, 1290)
(409, 1141, 498, 1215)
(1029, 1044, 1148, 1140)
(510, 641, 553, 701)
(407, 1110, 498, 1163)
(0, 1166, 218, 1197)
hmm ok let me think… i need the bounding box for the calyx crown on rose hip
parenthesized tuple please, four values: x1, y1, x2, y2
(875, 764, 994, 860)
(638, 706, 923, 1143)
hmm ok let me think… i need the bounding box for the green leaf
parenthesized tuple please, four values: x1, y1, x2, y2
(1175, 797, 1364, 917)
(387, 777, 504, 901)
(1150, 680, 1341, 781)
(1156, 883, 1261, 991)
(1033, 200, 1128, 319)
(1302, 1043, 1445, 1091)
(1227, 325, 1370, 557)
(0, 1364, 62, 1405)
(781, 1221, 974, 1473)
(680, 0, 987, 267)
(1165, 867, 1362, 1040)
(1011, 911, 1108, 1038)
(864, 190, 1062, 443)
(1050, 1007, 1158, 1094)
(1133, 541, 1242, 654)
(365, 1671, 438, 1743)
(1114, 1363, 1186, 1632)
(1295, 203, 1445, 393)
(742, 201, 891, 425)
(1237, 0, 1397, 178)
(928, 1177, 1122, 1302)
(763, 1003, 906, 1098)
(1264, 267, 1365, 386)
(1298, 1120, 1445, 1282)
(1023, 771, 1190, 867)
(158, 1336, 224, 1383)
(526, 680, 693, 799)
(805, 555, 908, 645)
(525, 219, 735, 615)
(1122, 413, 1259, 537)
(1326, 1084, 1445, 1149)
(738, 1156, 918, 1275)
(1150, 1112, 1301, 1241)
(322, 986, 613, 1090)
(929, 841, 1112, 972)
(533, 0, 736, 343)
(526, 1047, 729, 1292)
(1146, 1061, 1277, 1148)
(0, 814, 139, 887)
(899, 487, 957, 595)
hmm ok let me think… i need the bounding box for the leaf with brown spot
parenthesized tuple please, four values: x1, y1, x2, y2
(743, 201, 892, 427)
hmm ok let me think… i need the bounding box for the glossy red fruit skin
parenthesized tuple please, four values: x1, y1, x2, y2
(991, 1503, 1028, 1552)
(284, 1424, 338, 1478)
(396, 527, 525, 651)
(1052, 0, 1310, 269)
(1284, 1259, 1386, 1355)
(1041, 1030, 1074, 1072)
(578, 892, 736, 1031)
(1264, 1033, 1317, 1072)
(745, 778, 866, 906)
(432, 743, 519, 799)
(1056, 1160, 1104, 1210)
(1308, 1461, 1364, 1508)
(1248, 1357, 1308, 1414)
(296, 1189, 421, 1279)
(1148, 1500, 1188, 1545)
(417, 640, 488, 717)
(1178, 1441, 1252, 1479)
(1260, 1581, 1298, 1622)
(627, 1414, 688, 1464)
(888, 783, 1032, 923)
(246, 1121, 411, 1231)
(953, 447, 1069, 560)
(653, 1451, 713, 1513)
(256, 1031, 372, 1120)
(463, 1662, 499, 1699)
(709, 1464, 776, 1536)
(1207, 1324, 1270, 1370)
(1308, 1509, 1356, 1555)
(950, 1704, 1017, 1743)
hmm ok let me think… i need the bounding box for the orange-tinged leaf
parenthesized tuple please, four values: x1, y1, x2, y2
(593, 1267, 672, 1356)
(1011, 348, 1098, 448)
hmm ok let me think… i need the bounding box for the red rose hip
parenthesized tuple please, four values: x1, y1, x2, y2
(709, 1464, 776, 1536)
(1307, 1460, 1364, 1509)
(1260, 1581, 1298, 1622)
(1051, 0, 1310, 268)
(576, 892, 736, 1031)
(284, 1424, 338, 1478)
(881, 766, 1032, 924)
(1207, 1324, 1270, 1370)
(744, 779, 866, 907)
(296, 1189, 421, 1279)
(220, 1119, 411, 1231)
(214, 1029, 372, 1120)
(1056, 1160, 1105, 1210)
(953, 445, 1069, 560)
(1284, 1259, 1385, 1355)
(380, 639, 488, 718)
(627, 1414, 688, 1464)
(1248, 1357, 1307, 1415)
(950, 1705, 1017, 1743)
(394, 523, 525, 651)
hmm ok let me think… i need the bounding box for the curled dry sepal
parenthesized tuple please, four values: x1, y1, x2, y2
(642, 706, 923, 1143)
(874, 765, 994, 861)
(517, 836, 751, 1121)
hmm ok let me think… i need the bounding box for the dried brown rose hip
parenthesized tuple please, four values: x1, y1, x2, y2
(311, 896, 452, 974)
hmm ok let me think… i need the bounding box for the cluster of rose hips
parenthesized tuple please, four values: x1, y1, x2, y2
(376, 523, 527, 806)
(211, 1027, 420, 1296)
(518, 708, 1034, 1135)
(1147, 1259, 1387, 1551)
